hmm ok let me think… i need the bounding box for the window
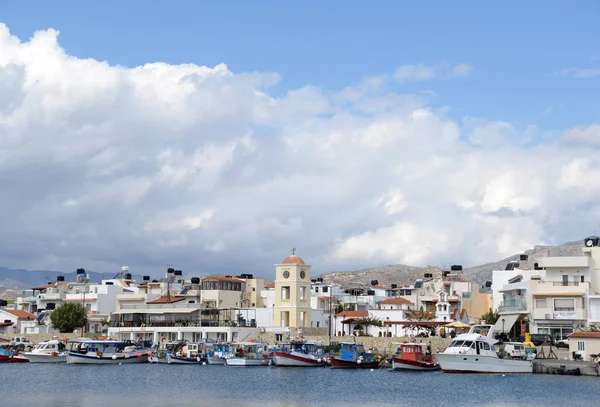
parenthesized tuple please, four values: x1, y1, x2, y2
(322, 286, 329, 293)
(554, 298, 575, 312)
(535, 298, 547, 308)
(317, 321, 320, 328)
(300, 287, 306, 301)
(275, 334, 283, 341)
(482, 342, 490, 350)
(578, 341, 585, 351)
(562, 275, 568, 286)
(281, 286, 290, 301)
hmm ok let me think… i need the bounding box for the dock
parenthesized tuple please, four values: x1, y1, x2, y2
(533, 359, 599, 376)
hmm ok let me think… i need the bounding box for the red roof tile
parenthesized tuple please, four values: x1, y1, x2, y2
(569, 332, 600, 339)
(335, 310, 369, 317)
(147, 296, 186, 304)
(281, 255, 305, 265)
(381, 297, 413, 305)
(4, 310, 37, 319)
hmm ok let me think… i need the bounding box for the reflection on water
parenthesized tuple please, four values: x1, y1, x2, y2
(2, 364, 598, 407)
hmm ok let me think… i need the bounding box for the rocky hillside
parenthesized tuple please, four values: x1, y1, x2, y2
(318, 239, 587, 287)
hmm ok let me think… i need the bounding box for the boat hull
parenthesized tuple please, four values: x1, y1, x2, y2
(0, 354, 29, 363)
(391, 357, 440, 371)
(148, 356, 168, 364)
(67, 352, 149, 364)
(23, 353, 66, 363)
(271, 351, 326, 367)
(435, 353, 532, 374)
(167, 354, 208, 364)
(207, 357, 226, 365)
(330, 357, 380, 369)
(226, 357, 270, 366)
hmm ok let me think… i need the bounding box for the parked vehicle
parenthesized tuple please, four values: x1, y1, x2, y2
(555, 338, 569, 349)
(529, 334, 554, 346)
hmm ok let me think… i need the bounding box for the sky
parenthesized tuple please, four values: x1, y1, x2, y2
(0, 1, 599, 278)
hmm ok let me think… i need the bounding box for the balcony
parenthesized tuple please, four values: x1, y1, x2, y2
(531, 281, 589, 296)
(498, 299, 527, 313)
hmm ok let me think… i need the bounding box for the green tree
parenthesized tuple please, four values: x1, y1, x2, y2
(405, 309, 437, 336)
(480, 308, 499, 325)
(354, 316, 382, 336)
(50, 303, 88, 333)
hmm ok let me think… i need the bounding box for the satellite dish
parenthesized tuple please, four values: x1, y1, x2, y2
(586, 239, 594, 247)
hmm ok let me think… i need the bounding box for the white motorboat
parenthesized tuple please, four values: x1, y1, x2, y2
(66, 338, 150, 364)
(22, 339, 66, 363)
(435, 324, 532, 374)
(225, 342, 270, 366)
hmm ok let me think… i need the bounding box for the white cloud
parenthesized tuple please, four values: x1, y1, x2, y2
(557, 67, 600, 78)
(562, 124, 600, 147)
(394, 62, 473, 82)
(0, 23, 599, 277)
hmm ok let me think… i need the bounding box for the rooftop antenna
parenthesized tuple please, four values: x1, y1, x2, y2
(291, 247, 296, 255)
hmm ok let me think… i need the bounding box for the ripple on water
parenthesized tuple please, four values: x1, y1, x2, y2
(2, 364, 598, 407)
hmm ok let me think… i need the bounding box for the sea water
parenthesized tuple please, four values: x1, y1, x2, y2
(2, 364, 597, 407)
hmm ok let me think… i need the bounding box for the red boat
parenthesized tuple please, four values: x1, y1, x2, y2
(0, 350, 29, 363)
(391, 342, 440, 371)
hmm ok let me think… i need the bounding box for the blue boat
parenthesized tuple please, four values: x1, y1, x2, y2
(330, 342, 381, 369)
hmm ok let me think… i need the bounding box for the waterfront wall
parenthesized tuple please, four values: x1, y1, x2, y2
(256, 332, 452, 355)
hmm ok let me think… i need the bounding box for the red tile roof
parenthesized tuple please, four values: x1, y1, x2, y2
(335, 310, 369, 317)
(264, 284, 275, 289)
(281, 255, 305, 265)
(381, 297, 413, 305)
(4, 310, 37, 319)
(568, 332, 600, 339)
(147, 296, 186, 304)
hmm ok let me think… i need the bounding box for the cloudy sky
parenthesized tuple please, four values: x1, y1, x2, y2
(0, 2, 599, 278)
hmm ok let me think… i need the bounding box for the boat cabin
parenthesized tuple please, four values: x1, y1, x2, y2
(32, 340, 65, 353)
(398, 343, 432, 362)
(232, 342, 269, 359)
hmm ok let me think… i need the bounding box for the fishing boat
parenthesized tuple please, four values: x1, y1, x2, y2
(391, 342, 440, 371)
(66, 338, 150, 364)
(166, 342, 208, 364)
(22, 339, 66, 363)
(330, 342, 381, 369)
(225, 342, 270, 366)
(0, 346, 29, 363)
(435, 324, 533, 374)
(206, 343, 233, 365)
(270, 340, 327, 367)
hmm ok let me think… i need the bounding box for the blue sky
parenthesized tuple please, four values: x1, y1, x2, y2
(1, 2, 600, 276)
(2, 1, 599, 130)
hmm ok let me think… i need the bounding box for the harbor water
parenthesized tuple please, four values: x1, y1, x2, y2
(3, 363, 598, 407)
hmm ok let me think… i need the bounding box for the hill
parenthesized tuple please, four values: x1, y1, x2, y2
(318, 239, 587, 287)
(0, 267, 144, 290)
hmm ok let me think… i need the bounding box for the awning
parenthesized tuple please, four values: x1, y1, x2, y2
(112, 308, 198, 314)
(493, 314, 519, 334)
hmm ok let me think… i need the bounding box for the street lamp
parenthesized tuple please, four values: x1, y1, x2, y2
(386, 317, 390, 337)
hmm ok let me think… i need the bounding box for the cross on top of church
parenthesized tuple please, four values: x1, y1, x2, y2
(291, 247, 296, 255)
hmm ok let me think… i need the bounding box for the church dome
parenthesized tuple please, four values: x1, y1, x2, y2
(282, 255, 305, 265)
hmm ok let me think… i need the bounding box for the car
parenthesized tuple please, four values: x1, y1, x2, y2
(529, 334, 554, 346)
(555, 338, 569, 349)
(502, 342, 529, 359)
